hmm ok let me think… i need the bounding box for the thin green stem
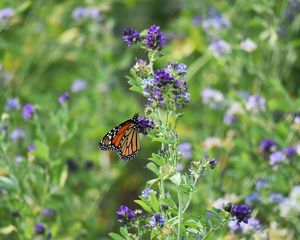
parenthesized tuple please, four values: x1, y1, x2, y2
(177, 185, 183, 240)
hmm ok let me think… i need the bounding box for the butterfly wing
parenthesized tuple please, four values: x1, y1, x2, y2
(99, 115, 140, 160)
(117, 124, 140, 160)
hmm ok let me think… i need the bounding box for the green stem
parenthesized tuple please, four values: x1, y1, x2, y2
(177, 185, 183, 240)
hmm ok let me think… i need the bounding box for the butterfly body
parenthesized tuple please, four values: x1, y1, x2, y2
(99, 114, 140, 160)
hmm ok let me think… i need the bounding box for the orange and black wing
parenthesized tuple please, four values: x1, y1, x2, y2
(117, 125, 140, 160)
(99, 115, 140, 160)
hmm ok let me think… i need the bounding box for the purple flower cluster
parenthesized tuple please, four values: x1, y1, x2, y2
(209, 158, 218, 168)
(58, 92, 70, 104)
(259, 140, 296, 167)
(285, 0, 300, 22)
(284, 146, 296, 158)
(122, 28, 140, 46)
(225, 203, 252, 224)
(145, 25, 167, 51)
(137, 117, 154, 135)
(141, 188, 157, 198)
(255, 178, 268, 190)
(71, 79, 86, 92)
(116, 205, 136, 224)
(269, 151, 285, 166)
(245, 94, 266, 114)
(178, 142, 192, 160)
(269, 192, 284, 203)
(208, 39, 231, 57)
(72, 6, 100, 21)
(9, 128, 25, 142)
(122, 25, 167, 51)
(245, 192, 261, 206)
(131, 59, 150, 78)
(150, 213, 165, 227)
(23, 103, 35, 120)
(27, 144, 35, 151)
(34, 223, 45, 234)
(230, 204, 252, 224)
(201, 8, 230, 31)
(260, 139, 277, 154)
(5, 97, 20, 111)
(0, 7, 14, 21)
(142, 62, 190, 109)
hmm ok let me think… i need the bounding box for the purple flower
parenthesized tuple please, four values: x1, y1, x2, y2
(255, 178, 268, 190)
(260, 139, 277, 154)
(0, 124, 8, 134)
(85, 7, 100, 20)
(71, 79, 86, 92)
(201, 88, 224, 109)
(132, 59, 149, 77)
(34, 223, 45, 234)
(245, 192, 261, 206)
(142, 64, 189, 109)
(223, 113, 236, 125)
(202, 8, 229, 31)
(294, 115, 300, 124)
(154, 70, 174, 87)
(284, 146, 296, 158)
(230, 204, 252, 224)
(15, 155, 23, 164)
(150, 213, 165, 227)
(144, 25, 167, 51)
(240, 218, 262, 234)
(27, 144, 35, 151)
(42, 208, 56, 217)
(72, 6, 100, 21)
(166, 62, 187, 77)
(209, 158, 218, 168)
(229, 220, 241, 232)
(72, 7, 85, 20)
(141, 188, 157, 198)
(245, 94, 266, 114)
(9, 128, 25, 142)
(5, 98, 20, 111)
(22, 103, 35, 120)
(58, 92, 70, 104)
(208, 39, 231, 57)
(116, 205, 136, 224)
(122, 27, 140, 46)
(285, 0, 300, 22)
(137, 117, 154, 135)
(0, 7, 14, 20)
(269, 151, 285, 166)
(269, 192, 284, 203)
(178, 142, 192, 160)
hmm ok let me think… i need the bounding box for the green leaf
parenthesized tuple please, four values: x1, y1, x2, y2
(0, 176, 19, 192)
(152, 137, 174, 144)
(34, 140, 49, 160)
(129, 86, 143, 94)
(148, 192, 160, 212)
(59, 166, 68, 187)
(149, 153, 164, 166)
(170, 173, 181, 185)
(119, 227, 128, 237)
(108, 232, 125, 240)
(146, 162, 159, 176)
(134, 200, 152, 213)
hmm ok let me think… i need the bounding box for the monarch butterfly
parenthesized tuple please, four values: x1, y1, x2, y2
(99, 114, 140, 160)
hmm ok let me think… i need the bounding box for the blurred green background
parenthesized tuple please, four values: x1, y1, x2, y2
(1, 0, 300, 239)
